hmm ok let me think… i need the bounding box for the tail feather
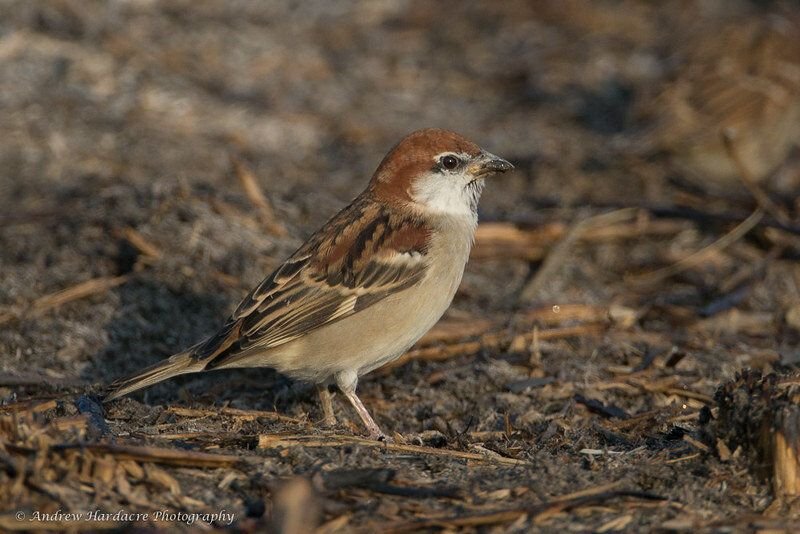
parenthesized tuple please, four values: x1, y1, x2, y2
(104, 350, 203, 402)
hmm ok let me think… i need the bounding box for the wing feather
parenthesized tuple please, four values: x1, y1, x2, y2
(200, 197, 431, 370)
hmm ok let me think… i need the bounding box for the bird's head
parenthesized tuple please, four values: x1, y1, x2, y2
(370, 128, 513, 217)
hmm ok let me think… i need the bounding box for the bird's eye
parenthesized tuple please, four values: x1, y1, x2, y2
(441, 155, 459, 170)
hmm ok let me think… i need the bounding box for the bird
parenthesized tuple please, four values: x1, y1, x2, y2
(634, 9, 800, 194)
(104, 128, 513, 440)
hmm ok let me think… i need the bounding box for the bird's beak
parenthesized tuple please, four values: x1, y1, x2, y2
(468, 152, 514, 177)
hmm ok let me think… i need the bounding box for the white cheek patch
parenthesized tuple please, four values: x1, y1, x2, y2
(412, 173, 483, 218)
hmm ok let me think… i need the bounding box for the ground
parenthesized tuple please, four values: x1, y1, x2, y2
(1, 0, 800, 532)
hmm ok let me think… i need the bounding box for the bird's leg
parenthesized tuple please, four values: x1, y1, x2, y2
(335, 370, 386, 441)
(316, 383, 337, 427)
(343, 389, 385, 440)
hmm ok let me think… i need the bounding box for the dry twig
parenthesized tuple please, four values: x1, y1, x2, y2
(385, 323, 605, 372)
(0, 275, 129, 326)
(49, 442, 242, 469)
(118, 227, 162, 259)
(163, 405, 304, 425)
(628, 209, 764, 285)
(379, 482, 664, 532)
(520, 209, 639, 302)
(472, 215, 690, 262)
(230, 154, 288, 236)
(257, 434, 527, 466)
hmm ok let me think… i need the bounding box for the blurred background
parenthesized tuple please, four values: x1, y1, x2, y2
(1, 0, 800, 529)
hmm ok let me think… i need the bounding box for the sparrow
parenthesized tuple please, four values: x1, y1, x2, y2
(634, 10, 800, 193)
(104, 128, 513, 439)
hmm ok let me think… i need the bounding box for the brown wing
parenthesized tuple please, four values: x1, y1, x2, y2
(196, 195, 431, 369)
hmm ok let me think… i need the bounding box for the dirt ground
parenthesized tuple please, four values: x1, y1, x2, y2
(2, 0, 800, 532)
